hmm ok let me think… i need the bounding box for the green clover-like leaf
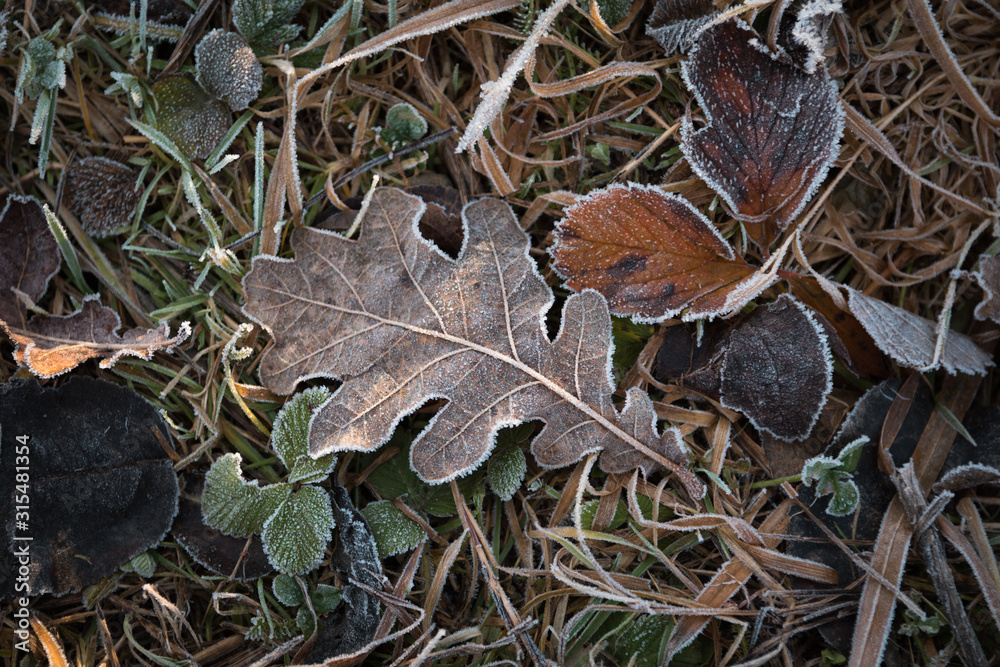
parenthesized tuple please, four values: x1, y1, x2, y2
(202, 453, 291, 537)
(271, 387, 336, 484)
(150, 76, 231, 159)
(261, 485, 335, 575)
(360, 499, 425, 559)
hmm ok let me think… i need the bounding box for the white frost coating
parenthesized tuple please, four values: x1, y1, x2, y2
(679, 18, 845, 231)
(455, 0, 572, 153)
(934, 463, 1000, 492)
(647, 15, 716, 54)
(788, 0, 843, 74)
(847, 288, 994, 376)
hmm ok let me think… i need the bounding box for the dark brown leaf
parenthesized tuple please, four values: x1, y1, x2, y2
(550, 183, 768, 322)
(680, 18, 844, 248)
(65, 157, 141, 237)
(0, 195, 61, 327)
(0, 295, 191, 378)
(0, 378, 180, 597)
(719, 294, 833, 441)
(777, 0, 844, 74)
(243, 188, 704, 497)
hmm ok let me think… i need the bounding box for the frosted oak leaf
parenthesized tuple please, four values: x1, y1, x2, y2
(243, 188, 704, 498)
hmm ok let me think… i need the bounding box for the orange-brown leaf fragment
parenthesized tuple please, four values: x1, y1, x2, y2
(0, 296, 191, 378)
(0, 195, 61, 327)
(243, 188, 704, 497)
(550, 183, 765, 322)
(680, 19, 844, 248)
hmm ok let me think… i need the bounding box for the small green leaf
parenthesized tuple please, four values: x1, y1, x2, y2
(271, 387, 336, 484)
(121, 550, 156, 578)
(613, 613, 673, 667)
(261, 485, 335, 575)
(360, 499, 425, 559)
(593, 0, 633, 27)
(310, 584, 341, 613)
(202, 453, 291, 537)
(488, 445, 526, 501)
(382, 102, 427, 148)
(825, 478, 859, 517)
(272, 573, 304, 606)
(801, 455, 840, 484)
(835, 436, 868, 473)
(232, 0, 304, 53)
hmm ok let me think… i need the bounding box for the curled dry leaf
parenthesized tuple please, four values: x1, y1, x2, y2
(645, 0, 716, 54)
(0, 378, 180, 597)
(65, 157, 141, 237)
(195, 29, 262, 111)
(549, 183, 769, 322)
(151, 75, 231, 159)
(0, 295, 191, 378)
(0, 194, 61, 327)
(847, 288, 994, 375)
(971, 255, 1000, 323)
(243, 188, 704, 498)
(680, 18, 844, 248)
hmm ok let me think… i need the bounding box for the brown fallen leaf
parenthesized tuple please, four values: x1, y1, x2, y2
(549, 183, 767, 322)
(680, 18, 844, 249)
(243, 188, 704, 498)
(0, 195, 61, 327)
(847, 288, 993, 375)
(645, 0, 717, 54)
(0, 295, 191, 378)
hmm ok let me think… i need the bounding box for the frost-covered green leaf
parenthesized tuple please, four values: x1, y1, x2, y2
(360, 499, 425, 559)
(271, 387, 336, 484)
(272, 573, 305, 606)
(613, 613, 673, 667)
(246, 612, 297, 641)
(150, 76, 231, 159)
(202, 453, 291, 537)
(195, 29, 263, 111)
(105, 71, 145, 107)
(580, 498, 629, 531)
(801, 436, 867, 517)
(120, 550, 156, 578)
(295, 584, 342, 635)
(593, 0, 633, 27)
(488, 445, 526, 502)
(381, 102, 428, 149)
(15, 34, 70, 102)
(232, 0, 305, 53)
(261, 485, 334, 574)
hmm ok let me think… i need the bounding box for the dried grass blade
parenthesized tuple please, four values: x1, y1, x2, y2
(848, 374, 980, 667)
(528, 61, 658, 98)
(456, 0, 573, 152)
(663, 498, 793, 661)
(842, 103, 988, 216)
(423, 530, 468, 631)
(28, 615, 69, 667)
(936, 513, 1000, 634)
(741, 544, 838, 584)
(476, 136, 516, 195)
(905, 0, 1000, 128)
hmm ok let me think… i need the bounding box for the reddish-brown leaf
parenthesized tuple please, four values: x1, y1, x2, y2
(0, 195, 61, 327)
(550, 183, 767, 322)
(680, 18, 844, 248)
(243, 188, 704, 497)
(0, 295, 191, 378)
